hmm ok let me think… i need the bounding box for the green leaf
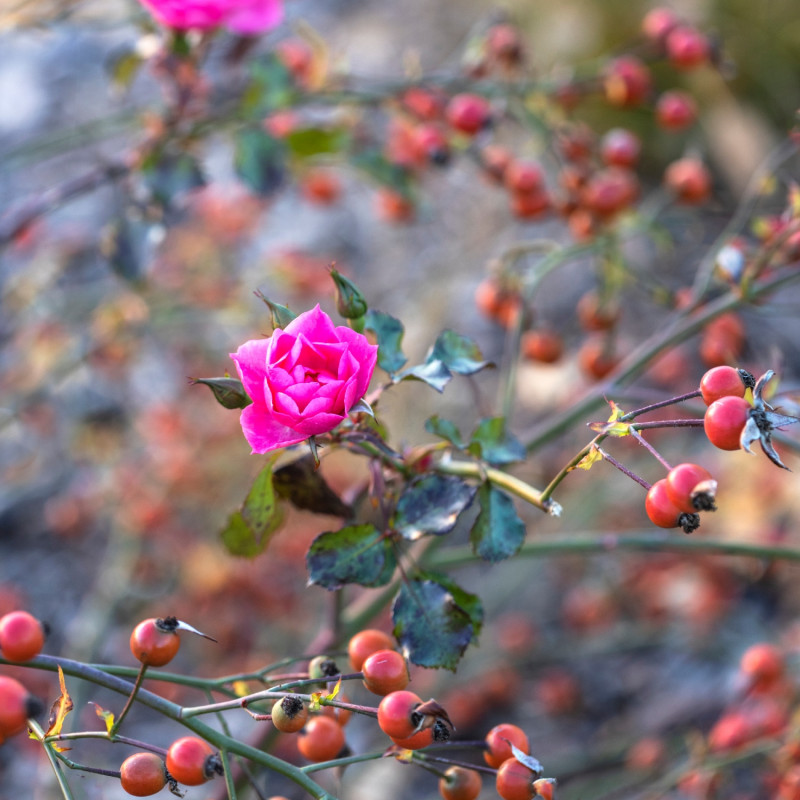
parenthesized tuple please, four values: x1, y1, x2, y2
(242, 55, 295, 117)
(273, 456, 352, 518)
(363, 310, 407, 374)
(234, 129, 285, 196)
(467, 417, 526, 465)
(424, 416, 464, 449)
(286, 127, 348, 161)
(397, 359, 452, 393)
(470, 483, 526, 562)
(103, 217, 151, 285)
(143, 152, 205, 208)
(306, 524, 396, 590)
(351, 150, 414, 196)
(221, 462, 284, 557)
(191, 377, 252, 409)
(394, 474, 476, 540)
(430, 330, 492, 375)
(392, 577, 482, 670)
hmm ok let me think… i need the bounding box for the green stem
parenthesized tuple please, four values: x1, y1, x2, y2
(301, 750, 387, 773)
(522, 265, 800, 457)
(44, 730, 166, 755)
(182, 682, 375, 720)
(110, 661, 147, 736)
(14, 655, 337, 800)
(426, 533, 800, 570)
(434, 457, 550, 513)
(220, 749, 239, 800)
(496, 238, 605, 421)
(29, 720, 77, 800)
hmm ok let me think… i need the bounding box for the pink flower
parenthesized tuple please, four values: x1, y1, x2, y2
(231, 305, 378, 453)
(138, 0, 283, 34)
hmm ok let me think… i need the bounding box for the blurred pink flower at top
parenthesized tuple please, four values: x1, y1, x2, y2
(138, 0, 283, 34)
(231, 305, 378, 454)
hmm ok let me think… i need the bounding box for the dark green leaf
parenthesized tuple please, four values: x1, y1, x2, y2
(470, 482, 526, 562)
(306, 524, 396, 590)
(143, 152, 205, 209)
(468, 417, 526, 465)
(363, 310, 407, 374)
(433, 573, 483, 638)
(191, 377, 252, 409)
(394, 474, 476, 540)
(351, 150, 414, 196)
(273, 455, 352, 517)
(220, 462, 284, 557)
(424, 416, 464, 449)
(286, 127, 348, 161)
(242, 55, 295, 117)
(234, 129, 285, 196)
(254, 291, 297, 329)
(397, 359, 452, 393)
(392, 577, 481, 670)
(431, 330, 492, 375)
(103, 217, 150, 285)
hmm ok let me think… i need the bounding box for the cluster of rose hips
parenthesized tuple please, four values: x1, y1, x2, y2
(0, 610, 47, 746)
(265, 7, 714, 230)
(640, 364, 796, 533)
(1, 615, 555, 799)
(475, 277, 627, 380)
(671, 642, 800, 799)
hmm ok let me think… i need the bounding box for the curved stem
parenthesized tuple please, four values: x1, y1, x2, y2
(30, 720, 77, 800)
(523, 264, 800, 457)
(426, 533, 800, 570)
(110, 662, 147, 736)
(434, 457, 547, 511)
(10, 655, 337, 800)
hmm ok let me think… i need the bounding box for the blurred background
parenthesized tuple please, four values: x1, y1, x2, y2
(1, 1, 800, 798)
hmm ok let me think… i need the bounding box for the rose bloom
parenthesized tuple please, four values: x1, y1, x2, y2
(137, 0, 283, 34)
(231, 305, 378, 453)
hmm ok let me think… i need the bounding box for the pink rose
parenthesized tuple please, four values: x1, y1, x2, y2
(231, 305, 378, 453)
(137, 0, 283, 34)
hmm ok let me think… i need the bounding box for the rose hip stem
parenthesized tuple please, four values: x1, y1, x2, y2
(110, 662, 148, 735)
(629, 428, 672, 470)
(595, 446, 651, 490)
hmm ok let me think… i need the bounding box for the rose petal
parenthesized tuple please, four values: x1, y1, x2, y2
(230, 338, 271, 405)
(291, 411, 347, 436)
(238, 403, 306, 454)
(284, 304, 338, 342)
(335, 335, 378, 403)
(226, 0, 283, 34)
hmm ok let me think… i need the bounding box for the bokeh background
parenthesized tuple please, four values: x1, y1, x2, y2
(1, 1, 800, 798)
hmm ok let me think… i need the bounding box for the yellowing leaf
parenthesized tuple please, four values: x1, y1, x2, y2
(392, 747, 414, 763)
(588, 401, 631, 436)
(571, 447, 604, 472)
(322, 676, 342, 703)
(232, 681, 250, 697)
(309, 691, 322, 712)
(44, 666, 74, 749)
(89, 702, 115, 734)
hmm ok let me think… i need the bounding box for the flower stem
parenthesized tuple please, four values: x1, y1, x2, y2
(434, 457, 547, 511)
